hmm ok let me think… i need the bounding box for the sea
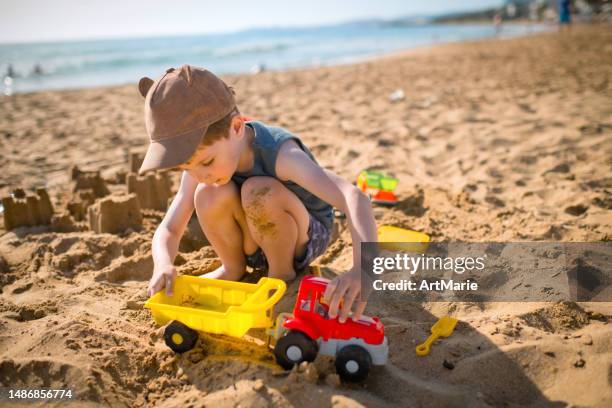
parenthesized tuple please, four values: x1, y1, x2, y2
(0, 22, 550, 94)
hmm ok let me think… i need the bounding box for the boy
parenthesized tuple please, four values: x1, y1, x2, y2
(140, 65, 377, 322)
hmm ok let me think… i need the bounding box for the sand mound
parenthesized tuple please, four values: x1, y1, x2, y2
(95, 253, 153, 283)
(519, 301, 591, 333)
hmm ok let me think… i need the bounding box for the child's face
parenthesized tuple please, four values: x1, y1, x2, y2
(176, 118, 244, 185)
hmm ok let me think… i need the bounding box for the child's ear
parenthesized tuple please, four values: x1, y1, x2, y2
(138, 77, 154, 98)
(231, 114, 244, 136)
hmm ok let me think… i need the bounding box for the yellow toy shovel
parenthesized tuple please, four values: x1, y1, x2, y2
(416, 316, 458, 356)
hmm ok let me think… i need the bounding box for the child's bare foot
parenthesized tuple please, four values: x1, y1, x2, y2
(199, 264, 245, 281)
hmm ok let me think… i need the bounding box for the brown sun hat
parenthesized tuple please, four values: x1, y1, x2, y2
(137, 65, 236, 174)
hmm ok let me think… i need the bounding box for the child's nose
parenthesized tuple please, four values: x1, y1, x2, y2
(202, 170, 214, 182)
(203, 173, 216, 185)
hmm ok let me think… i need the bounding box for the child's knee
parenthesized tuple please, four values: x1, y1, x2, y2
(194, 181, 239, 215)
(240, 177, 281, 211)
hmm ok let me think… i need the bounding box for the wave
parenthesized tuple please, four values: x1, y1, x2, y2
(212, 42, 293, 58)
(17, 42, 291, 77)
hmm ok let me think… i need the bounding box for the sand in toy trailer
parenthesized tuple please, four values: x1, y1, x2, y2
(145, 276, 287, 339)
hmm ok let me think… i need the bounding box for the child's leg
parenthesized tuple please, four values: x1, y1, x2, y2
(194, 181, 258, 280)
(240, 177, 310, 281)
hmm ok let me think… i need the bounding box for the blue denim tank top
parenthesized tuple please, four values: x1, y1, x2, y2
(231, 121, 334, 231)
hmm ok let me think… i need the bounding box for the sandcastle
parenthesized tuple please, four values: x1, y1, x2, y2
(2, 188, 54, 230)
(64, 166, 111, 223)
(129, 152, 144, 173)
(126, 172, 172, 211)
(87, 193, 143, 234)
(66, 190, 97, 221)
(71, 165, 110, 198)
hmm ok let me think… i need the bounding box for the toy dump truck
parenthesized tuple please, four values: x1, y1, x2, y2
(145, 275, 387, 382)
(270, 276, 388, 382)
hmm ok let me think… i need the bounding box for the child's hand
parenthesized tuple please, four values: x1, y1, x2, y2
(147, 264, 177, 297)
(323, 267, 367, 323)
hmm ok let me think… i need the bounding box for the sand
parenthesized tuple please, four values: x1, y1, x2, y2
(1, 25, 611, 407)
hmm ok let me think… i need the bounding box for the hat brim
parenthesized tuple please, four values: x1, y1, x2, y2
(138, 126, 207, 174)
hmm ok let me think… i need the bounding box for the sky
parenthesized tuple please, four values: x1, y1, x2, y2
(0, 0, 504, 44)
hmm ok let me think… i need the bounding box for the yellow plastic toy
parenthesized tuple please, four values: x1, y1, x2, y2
(145, 275, 286, 353)
(377, 225, 430, 253)
(415, 316, 458, 356)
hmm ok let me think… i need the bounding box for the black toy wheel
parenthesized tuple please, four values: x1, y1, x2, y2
(164, 321, 198, 353)
(274, 330, 318, 370)
(335, 345, 372, 382)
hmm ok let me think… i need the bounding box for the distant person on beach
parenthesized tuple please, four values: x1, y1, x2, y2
(142, 65, 377, 322)
(32, 63, 44, 75)
(5, 64, 15, 78)
(493, 12, 503, 35)
(558, 0, 572, 32)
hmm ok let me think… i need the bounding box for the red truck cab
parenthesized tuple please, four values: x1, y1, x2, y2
(273, 276, 388, 382)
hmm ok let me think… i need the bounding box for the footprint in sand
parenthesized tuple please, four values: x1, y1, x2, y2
(490, 137, 512, 147)
(518, 155, 538, 165)
(310, 143, 330, 155)
(487, 167, 503, 179)
(591, 196, 612, 209)
(579, 123, 605, 135)
(11, 281, 33, 294)
(515, 179, 528, 187)
(564, 204, 588, 216)
(584, 177, 612, 190)
(377, 138, 395, 147)
(544, 163, 571, 175)
(485, 195, 505, 208)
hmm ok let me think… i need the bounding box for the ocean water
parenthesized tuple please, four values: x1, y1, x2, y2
(0, 22, 550, 94)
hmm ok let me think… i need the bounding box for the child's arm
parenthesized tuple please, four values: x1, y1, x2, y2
(276, 141, 378, 322)
(147, 171, 197, 297)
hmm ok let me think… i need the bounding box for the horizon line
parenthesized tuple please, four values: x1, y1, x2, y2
(0, 4, 501, 46)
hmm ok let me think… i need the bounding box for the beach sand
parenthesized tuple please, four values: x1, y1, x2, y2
(1, 25, 611, 407)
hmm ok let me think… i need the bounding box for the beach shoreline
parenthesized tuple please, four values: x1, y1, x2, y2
(0, 24, 611, 407)
(1, 21, 551, 95)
